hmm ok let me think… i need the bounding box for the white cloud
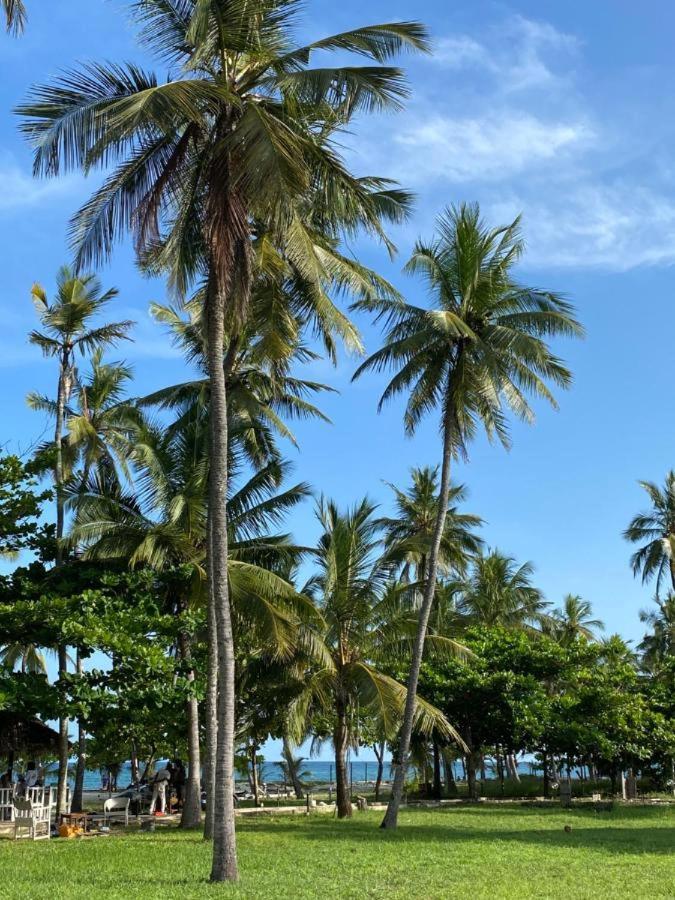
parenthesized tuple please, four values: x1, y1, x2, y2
(394, 113, 594, 183)
(431, 15, 579, 93)
(486, 184, 675, 270)
(0, 160, 84, 212)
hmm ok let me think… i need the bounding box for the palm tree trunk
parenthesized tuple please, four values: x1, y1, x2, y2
(207, 289, 238, 884)
(442, 750, 456, 797)
(71, 650, 86, 812)
(130, 743, 139, 785)
(203, 517, 218, 838)
(373, 740, 386, 802)
(432, 738, 442, 800)
(282, 737, 305, 800)
(250, 742, 260, 808)
(381, 398, 455, 829)
(179, 631, 202, 829)
(55, 361, 71, 817)
(334, 696, 352, 819)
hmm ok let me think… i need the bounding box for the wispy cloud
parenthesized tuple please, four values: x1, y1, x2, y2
(0, 156, 86, 212)
(394, 112, 594, 183)
(432, 15, 580, 93)
(488, 184, 675, 270)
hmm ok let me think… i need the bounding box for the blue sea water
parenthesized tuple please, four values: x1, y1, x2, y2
(43, 758, 541, 791)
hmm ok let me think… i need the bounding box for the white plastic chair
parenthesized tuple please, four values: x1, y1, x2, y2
(103, 796, 130, 826)
(0, 787, 15, 822)
(14, 798, 50, 840)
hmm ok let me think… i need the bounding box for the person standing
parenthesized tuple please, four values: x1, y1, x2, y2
(149, 764, 171, 815)
(172, 759, 186, 810)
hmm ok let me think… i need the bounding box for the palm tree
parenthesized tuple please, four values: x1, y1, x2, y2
(28, 265, 132, 816)
(2, 0, 25, 34)
(0, 642, 48, 673)
(71, 407, 314, 827)
(291, 498, 455, 818)
(18, 5, 427, 875)
(548, 594, 604, 645)
(379, 466, 483, 582)
(66, 350, 139, 489)
(624, 472, 675, 597)
(460, 550, 550, 630)
(354, 203, 582, 827)
(638, 594, 675, 671)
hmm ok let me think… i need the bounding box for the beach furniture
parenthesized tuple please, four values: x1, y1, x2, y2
(0, 787, 15, 822)
(13, 797, 51, 840)
(103, 796, 130, 826)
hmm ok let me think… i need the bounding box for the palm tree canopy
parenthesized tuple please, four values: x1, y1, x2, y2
(548, 594, 604, 644)
(3, 0, 25, 34)
(624, 471, 675, 596)
(379, 465, 483, 578)
(353, 203, 583, 447)
(290, 497, 459, 744)
(459, 549, 550, 631)
(17, 1, 428, 328)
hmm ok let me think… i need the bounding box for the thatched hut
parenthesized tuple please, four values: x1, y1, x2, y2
(0, 712, 63, 775)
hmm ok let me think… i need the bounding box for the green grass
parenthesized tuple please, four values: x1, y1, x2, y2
(2, 804, 675, 899)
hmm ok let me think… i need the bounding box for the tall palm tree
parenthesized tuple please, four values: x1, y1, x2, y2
(291, 498, 456, 818)
(354, 203, 582, 828)
(2, 0, 25, 34)
(460, 550, 550, 630)
(28, 265, 132, 816)
(548, 594, 604, 645)
(17, 4, 427, 876)
(624, 472, 675, 597)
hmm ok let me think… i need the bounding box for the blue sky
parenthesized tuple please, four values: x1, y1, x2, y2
(3, 2, 675, 759)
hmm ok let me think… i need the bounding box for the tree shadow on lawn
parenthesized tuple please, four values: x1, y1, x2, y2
(238, 807, 675, 857)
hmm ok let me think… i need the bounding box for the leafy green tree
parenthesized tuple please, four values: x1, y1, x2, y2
(291, 498, 453, 818)
(624, 472, 675, 596)
(18, 2, 427, 876)
(355, 202, 582, 827)
(0, 453, 51, 557)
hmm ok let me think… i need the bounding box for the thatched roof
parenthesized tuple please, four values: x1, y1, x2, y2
(0, 713, 64, 755)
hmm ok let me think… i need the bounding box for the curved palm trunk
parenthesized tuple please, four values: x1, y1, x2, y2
(71, 650, 86, 812)
(373, 739, 386, 802)
(282, 737, 305, 800)
(207, 289, 238, 883)
(203, 520, 218, 838)
(381, 399, 455, 829)
(179, 631, 202, 829)
(334, 701, 352, 819)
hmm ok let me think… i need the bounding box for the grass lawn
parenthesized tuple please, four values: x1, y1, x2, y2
(2, 804, 674, 899)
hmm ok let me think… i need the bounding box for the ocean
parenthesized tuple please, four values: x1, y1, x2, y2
(43, 758, 541, 791)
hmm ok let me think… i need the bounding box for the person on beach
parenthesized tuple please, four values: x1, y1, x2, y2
(172, 759, 186, 810)
(149, 764, 172, 815)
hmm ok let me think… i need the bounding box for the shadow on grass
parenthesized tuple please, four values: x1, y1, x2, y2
(236, 805, 675, 856)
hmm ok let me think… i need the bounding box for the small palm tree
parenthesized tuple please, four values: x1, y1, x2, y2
(460, 550, 550, 630)
(624, 472, 675, 596)
(291, 498, 455, 818)
(379, 466, 483, 581)
(548, 594, 604, 645)
(354, 203, 582, 827)
(638, 594, 675, 671)
(0, 642, 48, 674)
(2, 0, 25, 34)
(28, 265, 132, 817)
